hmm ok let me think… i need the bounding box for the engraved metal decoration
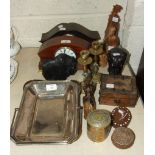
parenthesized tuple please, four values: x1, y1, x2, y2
(87, 109, 111, 142)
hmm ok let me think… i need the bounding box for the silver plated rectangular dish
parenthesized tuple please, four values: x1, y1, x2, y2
(11, 80, 82, 144)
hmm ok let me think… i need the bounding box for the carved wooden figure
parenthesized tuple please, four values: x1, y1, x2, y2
(83, 82, 96, 119)
(103, 5, 123, 50)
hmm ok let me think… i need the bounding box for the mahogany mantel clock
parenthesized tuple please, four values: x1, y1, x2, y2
(38, 23, 100, 80)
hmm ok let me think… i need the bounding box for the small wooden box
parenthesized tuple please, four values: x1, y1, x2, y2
(99, 74, 138, 107)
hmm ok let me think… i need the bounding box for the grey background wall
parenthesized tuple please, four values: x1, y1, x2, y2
(10, 0, 144, 74)
(122, 0, 144, 74)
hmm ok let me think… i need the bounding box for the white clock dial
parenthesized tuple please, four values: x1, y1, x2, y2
(55, 47, 76, 58)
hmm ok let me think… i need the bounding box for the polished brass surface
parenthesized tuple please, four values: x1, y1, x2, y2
(89, 41, 103, 56)
(87, 125, 111, 142)
(78, 50, 92, 81)
(78, 57, 92, 66)
(90, 62, 101, 83)
(87, 109, 111, 142)
(80, 50, 90, 59)
(87, 110, 111, 128)
(89, 41, 103, 83)
(78, 50, 92, 65)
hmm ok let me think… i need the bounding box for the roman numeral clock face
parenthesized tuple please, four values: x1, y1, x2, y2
(55, 47, 76, 58)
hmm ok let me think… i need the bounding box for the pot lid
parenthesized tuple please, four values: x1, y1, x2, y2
(87, 109, 111, 128)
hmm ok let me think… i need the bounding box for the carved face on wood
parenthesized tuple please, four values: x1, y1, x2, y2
(107, 47, 127, 75)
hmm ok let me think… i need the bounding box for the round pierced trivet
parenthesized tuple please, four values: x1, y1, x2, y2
(111, 106, 132, 128)
(111, 127, 135, 149)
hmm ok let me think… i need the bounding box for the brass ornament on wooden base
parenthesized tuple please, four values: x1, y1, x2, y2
(89, 41, 103, 83)
(78, 50, 92, 82)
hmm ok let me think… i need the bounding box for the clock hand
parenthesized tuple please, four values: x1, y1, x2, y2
(64, 48, 66, 54)
(60, 49, 64, 54)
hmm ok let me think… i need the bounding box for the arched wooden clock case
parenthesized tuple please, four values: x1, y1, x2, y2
(38, 23, 100, 80)
(38, 23, 100, 70)
(38, 35, 91, 69)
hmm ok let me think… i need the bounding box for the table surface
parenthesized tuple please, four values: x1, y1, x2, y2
(10, 48, 144, 155)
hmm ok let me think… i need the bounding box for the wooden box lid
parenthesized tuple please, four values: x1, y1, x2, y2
(100, 74, 138, 96)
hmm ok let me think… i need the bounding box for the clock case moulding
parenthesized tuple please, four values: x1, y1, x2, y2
(38, 23, 101, 70)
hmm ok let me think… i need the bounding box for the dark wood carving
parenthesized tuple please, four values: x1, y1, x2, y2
(107, 47, 128, 75)
(83, 82, 96, 119)
(99, 74, 138, 107)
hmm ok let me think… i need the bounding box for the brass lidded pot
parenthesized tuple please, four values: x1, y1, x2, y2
(87, 109, 111, 142)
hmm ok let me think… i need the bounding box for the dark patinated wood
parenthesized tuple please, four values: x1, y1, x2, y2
(111, 107, 132, 128)
(111, 127, 135, 149)
(136, 50, 144, 102)
(83, 82, 96, 119)
(99, 74, 138, 107)
(40, 23, 101, 43)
